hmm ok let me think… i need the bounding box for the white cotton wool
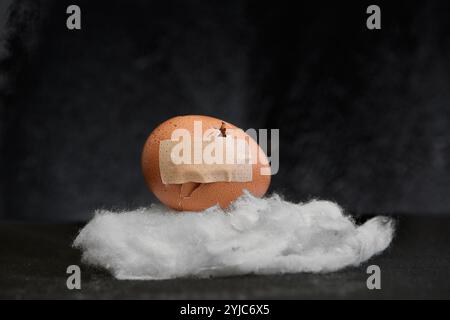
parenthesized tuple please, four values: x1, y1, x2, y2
(73, 192, 395, 280)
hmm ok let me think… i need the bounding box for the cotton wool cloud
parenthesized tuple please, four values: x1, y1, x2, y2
(73, 192, 395, 280)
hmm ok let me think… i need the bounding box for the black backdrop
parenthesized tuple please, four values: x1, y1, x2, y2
(1, 0, 449, 221)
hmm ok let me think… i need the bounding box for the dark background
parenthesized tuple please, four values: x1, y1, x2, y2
(1, 0, 449, 221)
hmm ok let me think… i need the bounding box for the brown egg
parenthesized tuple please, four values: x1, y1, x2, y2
(141, 115, 271, 211)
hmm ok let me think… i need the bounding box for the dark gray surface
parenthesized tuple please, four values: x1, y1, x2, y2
(1, 215, 449, 299)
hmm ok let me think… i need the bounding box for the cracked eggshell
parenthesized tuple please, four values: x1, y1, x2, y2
(141, 115, 271, 211)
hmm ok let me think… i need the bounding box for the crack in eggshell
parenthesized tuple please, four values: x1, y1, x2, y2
(219, 122, 227, 137)
(180, 182, 205, 211)
(180, 182, 202, 198)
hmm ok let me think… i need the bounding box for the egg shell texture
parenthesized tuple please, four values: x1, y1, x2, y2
(141, 115, 271, 211)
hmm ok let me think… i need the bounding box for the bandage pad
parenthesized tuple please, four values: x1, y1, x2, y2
(159, 137, 253, 184)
